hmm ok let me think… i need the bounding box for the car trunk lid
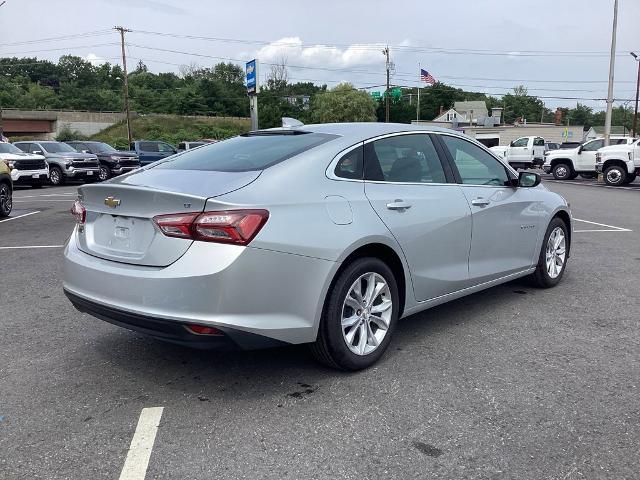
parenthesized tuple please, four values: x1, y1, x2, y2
(75, 169, 261, 266)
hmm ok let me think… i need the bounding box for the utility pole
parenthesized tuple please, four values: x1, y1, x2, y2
(115, 26, 133, 145)
(631, 52, 640, 137)
(604, 0, 618, 147)
(383, 46, 390, 123)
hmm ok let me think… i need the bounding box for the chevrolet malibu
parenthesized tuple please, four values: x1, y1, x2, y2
(63, 123, 572, 370)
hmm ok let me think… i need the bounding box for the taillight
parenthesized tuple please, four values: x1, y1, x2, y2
(70, 200, 86, 224)
(153, 209, 269, 245)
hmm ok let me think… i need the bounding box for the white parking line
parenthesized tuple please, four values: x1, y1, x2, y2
(119, 407, 164, 480)
(573, 218, 632, 232)
(0, 245, 64, 250)
(13, 193, 75, 199)
(13, 199, 74, 203)
(546, 179, 640, 191)
(0, 211, 40, 223)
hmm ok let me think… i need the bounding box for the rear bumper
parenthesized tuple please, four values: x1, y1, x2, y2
(64, 290, 286, 350)
(62, 233, 335, 346)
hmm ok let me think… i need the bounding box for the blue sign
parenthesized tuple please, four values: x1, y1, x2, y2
(246, 59, 257, 95)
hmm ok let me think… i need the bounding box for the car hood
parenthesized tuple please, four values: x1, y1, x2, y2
(0, 153, 45, 161)
(598, 144, 634, 154)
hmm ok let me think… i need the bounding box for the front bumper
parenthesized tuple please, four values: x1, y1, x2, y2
(66, 167, 100, 178)
(111, 166, 140, 175)
(11, 169, 48, 183)
(542, 165, 551, 173)
(63, 233, 334, 346)
(596, 164, 603, 173)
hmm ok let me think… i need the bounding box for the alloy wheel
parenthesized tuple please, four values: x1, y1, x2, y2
(0, 184, 12, 215)
(545, 227, 566, 279)
(341, 272, 392, 355)
(99, 166, 109, 181)
(50, 168, 61, 185)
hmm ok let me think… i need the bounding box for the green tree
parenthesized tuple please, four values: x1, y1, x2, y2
(310, 83, 376, 123)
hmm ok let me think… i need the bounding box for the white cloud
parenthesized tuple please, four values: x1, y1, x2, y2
(252, 37, 386, 70)
(85, 53, 104, 66)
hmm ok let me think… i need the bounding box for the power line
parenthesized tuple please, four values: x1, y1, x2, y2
(130, 29, 634, 58)
(0, 30, 113, 47)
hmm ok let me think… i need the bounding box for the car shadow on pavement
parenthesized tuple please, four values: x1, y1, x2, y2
(85, 278, 538, 404)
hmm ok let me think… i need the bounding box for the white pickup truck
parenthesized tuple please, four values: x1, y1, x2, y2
(542, 136, 635, 180)
(595, 137, 640, 186)
(489, 136, 546, 170)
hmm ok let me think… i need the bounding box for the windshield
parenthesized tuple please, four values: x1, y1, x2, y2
(88, 142, 117, 153)
(0, 143, 24, 154)
(40, 142, 77, 153)
(154, 132, 338, 172)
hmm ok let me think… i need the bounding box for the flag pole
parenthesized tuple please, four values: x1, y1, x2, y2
(417, 63, 420, 123)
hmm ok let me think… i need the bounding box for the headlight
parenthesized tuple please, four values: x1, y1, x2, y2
(65, 159, 73, 166)
(8, 160, 15, 169)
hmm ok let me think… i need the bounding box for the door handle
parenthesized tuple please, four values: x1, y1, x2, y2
(386, 199, 412, 211)
(471, 198, 490, 207)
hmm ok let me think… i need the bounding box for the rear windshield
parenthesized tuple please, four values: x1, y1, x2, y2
(154, 132, 337, 172)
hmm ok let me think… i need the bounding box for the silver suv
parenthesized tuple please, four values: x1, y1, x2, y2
(14, 141, 99, 185)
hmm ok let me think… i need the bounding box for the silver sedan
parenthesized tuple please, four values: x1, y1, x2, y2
(63, 123, 571, 370)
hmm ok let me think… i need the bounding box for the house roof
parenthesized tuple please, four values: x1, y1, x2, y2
(453, 101, 488, 114)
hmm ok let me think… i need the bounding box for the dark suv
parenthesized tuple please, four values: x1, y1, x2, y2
(67, 141, 140, 181)
(130, 141, 177, 166)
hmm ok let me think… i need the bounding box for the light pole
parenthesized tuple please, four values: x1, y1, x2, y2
(604, 0, 618, 146)
(631, 52, 640, 137)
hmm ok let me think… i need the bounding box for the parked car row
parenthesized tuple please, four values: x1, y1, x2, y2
(542, 136, 638, 186)
(0, 139, 217, 189)
(488, 135, 639, 187)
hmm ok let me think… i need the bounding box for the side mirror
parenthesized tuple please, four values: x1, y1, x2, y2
(509, 141, 514, 147)
(577, 145, 583, 154)
(518, 171, 541, 188)
(81, 149, 89, 154)
(33, 150, 42, 155)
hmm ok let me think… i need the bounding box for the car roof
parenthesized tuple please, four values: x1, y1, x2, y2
(261, 122, 460, 139)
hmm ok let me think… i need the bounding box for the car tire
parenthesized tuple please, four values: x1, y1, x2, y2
(98, 165, 111, 182)
(0, 182, 12, 217)
(49, 166, 65, 186)
(552, 163, 573, 180)
(603, 165, 626, 186)
(529, 217, 569, 288)
(624, 173, 637, 185)
(579, 173, 596, 179)
(310, 257, 399, 371)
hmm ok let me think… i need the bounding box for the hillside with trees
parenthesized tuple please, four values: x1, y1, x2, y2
(0, 56, 635, 134)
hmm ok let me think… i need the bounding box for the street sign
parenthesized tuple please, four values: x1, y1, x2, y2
(246, 59, 257, 95)
(391, 87, 402, 101)
(370, 91, 381, 100)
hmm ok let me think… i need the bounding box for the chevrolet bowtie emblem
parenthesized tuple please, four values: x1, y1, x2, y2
(104, 196, 121, 208)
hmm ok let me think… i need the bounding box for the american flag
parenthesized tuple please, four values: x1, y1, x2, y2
(420, 68, 436, 85)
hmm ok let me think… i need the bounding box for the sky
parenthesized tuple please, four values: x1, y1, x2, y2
(1, 0, 639, 112)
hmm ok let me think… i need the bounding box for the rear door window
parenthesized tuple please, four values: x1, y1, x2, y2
(155, 132, 337, 172)
(139, 142, 160, 152)
(534, 137, 545, 146)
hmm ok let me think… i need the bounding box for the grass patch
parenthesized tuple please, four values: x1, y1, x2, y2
(90, 114, 251, 149)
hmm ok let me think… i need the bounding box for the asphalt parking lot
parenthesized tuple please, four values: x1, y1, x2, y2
(1, 179, 639, 480)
